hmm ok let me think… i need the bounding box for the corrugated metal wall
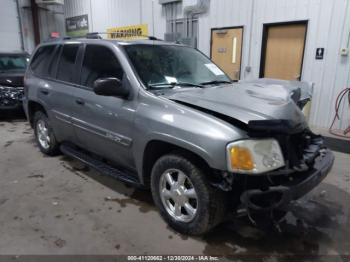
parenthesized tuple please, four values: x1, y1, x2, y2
(63, 0, 350, 130)
(64, 0, 166, 37)
(18, 0, 36, 53)
(37, 4, 65, 42)
(14, 0, 65, 53)
(0, 0, 23, 52)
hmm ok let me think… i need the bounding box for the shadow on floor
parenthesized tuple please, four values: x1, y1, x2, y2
(0, 109, 26, 122)
(59, 155, 350, 258)
(324, 136, 350, 154)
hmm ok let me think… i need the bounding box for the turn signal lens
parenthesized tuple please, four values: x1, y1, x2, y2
(229, 146, 254, 170)
(227, 139, 285, 174)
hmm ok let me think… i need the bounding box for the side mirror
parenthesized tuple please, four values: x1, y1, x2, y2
(93, 77, 129, 98)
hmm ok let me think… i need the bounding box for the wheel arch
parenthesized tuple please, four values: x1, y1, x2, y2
(141, 139, 212, 187)
(27, 100, 47, 127)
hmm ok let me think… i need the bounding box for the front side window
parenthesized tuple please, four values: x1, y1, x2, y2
(124, 44, 231, 89)
(81, 45, 124, 88)
(30, 45, 56, 76)
(56, 44, 80, 83)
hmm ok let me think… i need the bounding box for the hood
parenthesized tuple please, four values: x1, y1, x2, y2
(0, 72, 25, 87)
(159, 83, 307, 128)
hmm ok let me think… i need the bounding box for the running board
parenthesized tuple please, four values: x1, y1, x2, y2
(60, 144, 142, 187)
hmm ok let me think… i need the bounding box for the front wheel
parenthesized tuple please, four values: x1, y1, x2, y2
(34, 111, 60, 156)
(151, 154, 226, 235)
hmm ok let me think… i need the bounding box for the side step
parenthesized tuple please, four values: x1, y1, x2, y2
(60, 144, 142, 187)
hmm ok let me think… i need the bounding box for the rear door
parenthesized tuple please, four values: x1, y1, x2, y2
(71, 44, 137, 171)
(47, 43, 82, 142)
(27, 44, 74, 143)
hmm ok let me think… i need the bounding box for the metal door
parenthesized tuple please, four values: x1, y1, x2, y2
(211, 27, 243, 81)
(261, 22, 307, 80)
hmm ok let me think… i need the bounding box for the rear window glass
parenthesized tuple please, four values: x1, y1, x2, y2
(30, 45, 56, 76)
(56, 44, 80, 83)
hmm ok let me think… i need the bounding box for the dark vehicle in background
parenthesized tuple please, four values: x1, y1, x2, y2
(0, 52, 29, 111)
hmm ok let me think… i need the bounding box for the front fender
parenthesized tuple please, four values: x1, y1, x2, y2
(132, 92, 247, 183)
(133, 132, 215, 182)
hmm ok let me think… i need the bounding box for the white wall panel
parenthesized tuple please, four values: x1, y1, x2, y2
(63, 0, 166, 38)
(0, 0, 22, 52)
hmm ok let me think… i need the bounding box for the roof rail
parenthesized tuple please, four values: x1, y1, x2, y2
(44, 35, 82, 42)
(86, 32, 162, 41)
(86, 32, 103, 39)
(44, 32, 163, 43)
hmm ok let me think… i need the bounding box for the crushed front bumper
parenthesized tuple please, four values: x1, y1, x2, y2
(0, 87, 24, 110)
(240, 149, 334, 211)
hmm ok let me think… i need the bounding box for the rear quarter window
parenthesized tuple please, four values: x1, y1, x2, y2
(56, 44, 80, 83)
(30, 45, 57, 77)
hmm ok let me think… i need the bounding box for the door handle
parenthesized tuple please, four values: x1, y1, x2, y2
(75, 98, 85, 105)
(40, 89, 49, 95)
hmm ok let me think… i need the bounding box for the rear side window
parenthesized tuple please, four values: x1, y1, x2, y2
(30, 45, 56, 76)
(56, 44, 80, 83)
(48, 45, 62, 78)
(80, 45, 124, 88)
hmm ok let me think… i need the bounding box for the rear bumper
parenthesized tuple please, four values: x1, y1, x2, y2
(240, 149, 334, 211)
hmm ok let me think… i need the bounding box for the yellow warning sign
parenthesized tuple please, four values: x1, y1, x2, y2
(107, 24, 149, 40)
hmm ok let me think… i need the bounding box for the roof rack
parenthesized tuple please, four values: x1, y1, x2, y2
(45, 32, 162, 42)
(86, 32, 162, 41)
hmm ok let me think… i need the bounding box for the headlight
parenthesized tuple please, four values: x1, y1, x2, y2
(226, 139, 285, 174)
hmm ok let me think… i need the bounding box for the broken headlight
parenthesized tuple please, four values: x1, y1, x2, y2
(226, 139, 285, 174)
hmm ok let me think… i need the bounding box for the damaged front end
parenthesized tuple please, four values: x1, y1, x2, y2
(0, 86, 24, 110)
(226, 120, 334, 218)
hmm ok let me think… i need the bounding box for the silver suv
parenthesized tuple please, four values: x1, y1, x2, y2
(23, 37, 334, 235)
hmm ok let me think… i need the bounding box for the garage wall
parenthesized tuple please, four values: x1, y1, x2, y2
(38, 4, 65, 42)
(63, 0, 350, 131)
(0, 0, 23, 52)
(199, 0, 350, 130)
(64, 0, 166, 38)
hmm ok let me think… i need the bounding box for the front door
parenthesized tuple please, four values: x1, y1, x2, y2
(211, 27, 243, 81)
(71, 44, 137, 171)
(261, 22, 307, 80)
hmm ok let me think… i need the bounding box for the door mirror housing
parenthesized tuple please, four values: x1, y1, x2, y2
(93, 77, 129, 98)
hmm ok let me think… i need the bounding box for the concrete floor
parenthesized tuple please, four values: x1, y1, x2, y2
(0, 115, 350, 258)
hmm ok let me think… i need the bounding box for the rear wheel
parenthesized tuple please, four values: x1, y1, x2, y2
(34, 111, 60, 156)
(151, 154, 226, 235)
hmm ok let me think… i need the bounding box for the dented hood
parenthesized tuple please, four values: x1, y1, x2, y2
(160, 83, 307, 126)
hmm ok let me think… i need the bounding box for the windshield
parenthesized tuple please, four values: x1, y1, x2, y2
(0, 55, 29, 72)
(124, 44, 231, 89)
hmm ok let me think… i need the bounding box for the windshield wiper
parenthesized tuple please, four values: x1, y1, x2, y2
(148, 82, 204, 89)
(200, 80, 232, 86)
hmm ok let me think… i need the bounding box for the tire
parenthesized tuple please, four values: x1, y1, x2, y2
(33, 111, 60, 156)
(151, 154, 226, 235)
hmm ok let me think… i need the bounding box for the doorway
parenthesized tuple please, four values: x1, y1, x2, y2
(260, 21, 307, 80)
(210, 27, 243, 81)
